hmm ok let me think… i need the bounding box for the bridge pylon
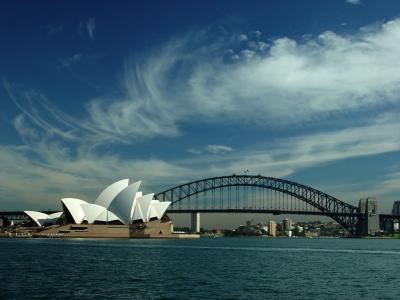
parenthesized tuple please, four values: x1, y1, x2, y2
(191, 212, 200, 233)
(356, 197, 380, 236)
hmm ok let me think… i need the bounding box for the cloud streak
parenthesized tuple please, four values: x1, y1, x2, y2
(8, 18, 400, 146)
(188, 145, 234, 155)
(3, 18, 400, 210)
(346, 0, 361, 5)
(85, 18, 400, 139)
(1, 109, 398, 209)
(87, 18, 96, 40)
(79, 18, 96, 40)
(62, 53, 83, 68)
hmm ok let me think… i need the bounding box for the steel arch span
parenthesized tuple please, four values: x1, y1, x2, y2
(154, 175, 361, 235)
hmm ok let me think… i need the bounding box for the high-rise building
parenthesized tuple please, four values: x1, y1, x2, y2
(268, 220, 277, 237)
(282, 218, 293, 237)
(393, 201, 400, 216)
(282, 218, 293, 231)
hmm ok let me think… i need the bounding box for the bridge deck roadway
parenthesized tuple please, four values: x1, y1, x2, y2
(167, 209, 360, 217)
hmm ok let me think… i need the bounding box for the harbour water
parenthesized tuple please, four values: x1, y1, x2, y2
(1, 237, 400, 299)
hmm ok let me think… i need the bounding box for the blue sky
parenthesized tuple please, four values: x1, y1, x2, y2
(1, 0, 400, 223)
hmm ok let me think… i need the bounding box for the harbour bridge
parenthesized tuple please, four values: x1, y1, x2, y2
(1, 175, 399, 236)
(154, 175, 399, 236)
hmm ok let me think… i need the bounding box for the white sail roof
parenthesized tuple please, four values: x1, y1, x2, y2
(108, 181, 141, 224)
(24, 211, 50, 226)
(95, 209, 122, 223)
(153, 201, 171, 219)
(130, 191, 142, 219)
(132, 202, 144, 221)
(48, 212, 63, 219)
(137, 193, 154, 222)
(61, 198, 88, 224)
(58, 179, 167, 225)
(132, 191, 152, 222)
(95, 179, 129, 209)
(24, 211, 63, 226)
(80, 203, 106, 224)
(149, 200, 160, 219)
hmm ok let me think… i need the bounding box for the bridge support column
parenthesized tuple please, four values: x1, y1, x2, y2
(357, 197, 380, 236)
(191, 212, 200, 233)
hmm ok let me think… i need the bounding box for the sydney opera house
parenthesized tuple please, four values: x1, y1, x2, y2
(24, 179, 181, 238)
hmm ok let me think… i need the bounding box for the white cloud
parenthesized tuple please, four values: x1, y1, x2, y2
(237, 34, 248, 42)
(206, 144, 234, 154)
(62, 53, 83, 68)
(87, 18, 96, 40)
(248, 41, 269, 51)
(240, 49, 256, 59)
(0, 142, 192, 209)
(249, 30, 262, 38)
(346, 0, 361, 5)
(87, 17, 400, 134)
(187, 144, 234, 155)
(187, 148, 202, 155)
(79, 18, 96, 40)
(9, 18, 400, 146)
(1, 111, 399, 209)
(3, 18, 400, 209)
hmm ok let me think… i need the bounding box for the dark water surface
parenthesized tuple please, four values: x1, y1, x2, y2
(1, 237, 400, 299)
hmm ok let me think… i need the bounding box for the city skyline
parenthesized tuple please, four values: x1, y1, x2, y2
(1, 0, 399, 228)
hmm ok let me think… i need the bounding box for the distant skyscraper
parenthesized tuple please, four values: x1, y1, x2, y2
(283, 218, 293, 237)
(393, 201, 400, 216)
(282, 218, 293, 231)
(268, 220, 277, 237)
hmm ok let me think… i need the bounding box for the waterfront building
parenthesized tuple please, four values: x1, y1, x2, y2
(25, 179, 171, 226)
(305, 231, 319, 238)
(24, 211, 63, 227)
(393, 201, 400, 216)
(268, 220, 277, 237)
(282, 218, 293, 237)
(19, 179, 184, 238)
(282, 218, 293, 231)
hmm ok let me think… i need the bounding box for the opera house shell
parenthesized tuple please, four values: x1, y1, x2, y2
(24, 211, 63, 227)
(25, 179, 172, 237)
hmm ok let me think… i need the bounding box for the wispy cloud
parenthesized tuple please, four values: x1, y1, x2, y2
(62, 53, 83, 68)
(85, 18, 400, 136)
(79, 18, 96, 40)
(206, 145, 234, 154)
(86, 18, 96, 40)
(187, 148, 202, 155)
(44, 25, 63, 36)
(1, 110, 399, 209)
(3, 18, 400, 209)
(10, 18, 400, 146)
(188, 144, 234, 155)
(237, 33, 248, 42)
(346, 0, 361, 5)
